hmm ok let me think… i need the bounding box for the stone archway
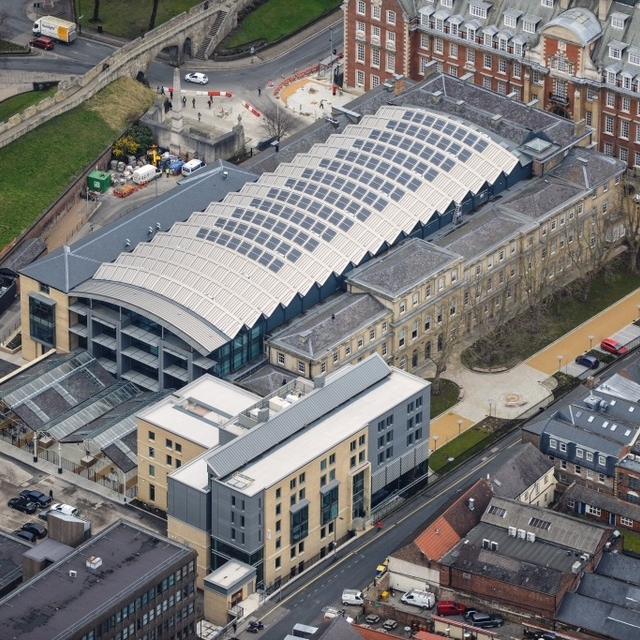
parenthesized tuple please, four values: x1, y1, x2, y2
(550, 105, 569, 119)
(183, 37, 193, 58)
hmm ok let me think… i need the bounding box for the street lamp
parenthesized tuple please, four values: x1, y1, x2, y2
(333, 516, 344, 559)
(557, 354, 564, 373)
(488, 398, 494, 417)
(588, 335, 594, 350)
(457, 419, 463, 436)
(58, 441, 62, 475)
(432, 434, 439, 451)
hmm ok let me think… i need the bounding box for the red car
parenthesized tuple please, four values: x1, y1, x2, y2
(600, 338, 628, 356)
(437, 601, 466, 616)
(30, 36, 54, 50)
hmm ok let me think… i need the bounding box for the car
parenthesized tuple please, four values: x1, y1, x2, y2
(30, 36, 54, 50)
(12, 529, 36, 542)
(575, 354, 600, 369)
(8, 498, 37, 514)
(21, 521, 47, 539)
(38, 507, 53, 521)
(534, 633, 557, 640)
(382, 619, 397, 630)
(19, 490, 52, 508)
(436, 600, 467, 616)
(400, 588, 436, 609)
(51, 503, 79, 516)
(184, 72, 208, 85)
(365, 614, 380, 624)
(464, 611, 504, 628)
(600, 338, 628, 356)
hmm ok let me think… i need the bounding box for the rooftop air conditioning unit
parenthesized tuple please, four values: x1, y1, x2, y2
(526, 532, 536, 543)
(571, 561, 582, 574)
(508, 526, 517, 537)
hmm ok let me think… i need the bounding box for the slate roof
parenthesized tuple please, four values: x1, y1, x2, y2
(490, 442, 554, 499)
(557, 553, 640, 640)
(409, 479, 493, 561)
(561, 483, 640, 523)
(267, 292, 390, 357)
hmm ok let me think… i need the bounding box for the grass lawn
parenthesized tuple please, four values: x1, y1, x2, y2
(622, 530, 640, 554)
(429, 378, 459, 419)
(0, 78, 155, 251)
(0, 88, 57, 124)
(74, 0, 201, 39)
(428, 427, 490, 473)
(223, 0, 342, 48)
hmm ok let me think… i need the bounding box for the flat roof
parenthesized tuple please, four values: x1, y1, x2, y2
(138, 374, 260, 447)
(228, 367, 428, 495)
(0, 520, 195, 640)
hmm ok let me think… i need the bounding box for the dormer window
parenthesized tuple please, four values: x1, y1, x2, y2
(502, 8, 522, 29)
(541, 0, 553, 7)
(629, 49, 640, 67)
(441, 0, 453, 8)
(522, 15, 541, 34)
(609, 41, 627, 60)
(469, 1, 490, 20)
(611, 13, 628, 30)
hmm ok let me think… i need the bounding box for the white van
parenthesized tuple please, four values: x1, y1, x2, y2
(132, 164, 161, 184)
(181, 159, 205, 176)
(342, 589, 364, 606)
(400, 589, 436, 609)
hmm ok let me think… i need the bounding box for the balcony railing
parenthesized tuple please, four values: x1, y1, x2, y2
(548, 92, 569, 105)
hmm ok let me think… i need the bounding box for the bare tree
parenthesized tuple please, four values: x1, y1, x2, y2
(260, 105, 297, 141)
(620, 175, 640, 273)
(0, 11, 10, 41)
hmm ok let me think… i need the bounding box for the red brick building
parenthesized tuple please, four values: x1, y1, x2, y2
(342, 0, 640, 168)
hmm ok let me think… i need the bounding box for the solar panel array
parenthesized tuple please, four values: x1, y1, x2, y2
(89, 105, 519, 349)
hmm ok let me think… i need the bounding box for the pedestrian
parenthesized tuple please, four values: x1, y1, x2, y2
(192, 97, 196, 108)
(376, 520, 383, 532)
(49, 489, 53, 500)
(198, 112, 201, 121)
(208, 98, 212, 109)
(232, 621, 237, 633)
(165, 167, 170, 178)
(319, 99, 324, 110)
(182, 96, 187, 107)
(160, 86, 165, 95)
(169, 89, 173, 100)
(258, 87, 261, 96)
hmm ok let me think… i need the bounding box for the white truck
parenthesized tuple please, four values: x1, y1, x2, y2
(33, 16, 77, 44)
(132, 164, 162, 185)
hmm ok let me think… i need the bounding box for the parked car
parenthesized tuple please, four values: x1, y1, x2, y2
(464, 611, 504, 628)
(38, 507, 53, 521)
(184, 72, 208, 85)
(575, 354, 600, 369)
(342, 589, 364, 605)
(600, 338, 628, 356)
(30, 36, 54, 50)
(19, 490, 52, 508)
(12, 529, 36, 542)
(436, 601, 466, 616)
(21, 522, 47, 539)
(365, 614, 380, 624)
(8, 498, 37, 514)
(382, 619, 397, 630)
(400, 588, 436, 609)
(51, 503, 79, 516)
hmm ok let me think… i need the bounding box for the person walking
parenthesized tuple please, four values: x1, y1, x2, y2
(192, 97, 196, 108)
(198, 112, 201, 122)
(376, 520, 383, 532)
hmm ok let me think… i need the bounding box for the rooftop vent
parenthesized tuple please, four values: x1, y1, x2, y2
(584, 394, 602, 411)
(69, 570, 77, 578)
(86, 556, 102, 570)
(468, 498, 475, 511)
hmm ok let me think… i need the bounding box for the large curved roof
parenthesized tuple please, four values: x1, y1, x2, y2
(543, 8, 602, 46)
(73, 105, 518, 354)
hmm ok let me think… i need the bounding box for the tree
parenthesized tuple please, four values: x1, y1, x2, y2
(620, 175, 640, 273)
(260, 105, 297, 141)
(112, 135, 139, 161)
(0, 11, 9, 41)
(149, 0, 160, 32)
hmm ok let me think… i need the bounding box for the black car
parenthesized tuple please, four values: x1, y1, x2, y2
(21, 521, 47, 539)
(8, 498, 37, 514)
(464, 611, 504, 628)
(12, 529, 35, 542)
(20, 490, 52, 508)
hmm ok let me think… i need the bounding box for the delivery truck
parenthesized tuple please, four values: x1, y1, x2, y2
(33, 16, 77, 44)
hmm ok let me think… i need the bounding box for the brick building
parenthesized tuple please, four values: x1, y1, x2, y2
(342, 0, 640, 168)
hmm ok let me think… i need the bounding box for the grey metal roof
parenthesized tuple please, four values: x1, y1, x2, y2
(346, 238, 458, 297)
(20, 161, 257, 293)
(206, 353, 391, 479)
(267, 292, 390, 358)
(596, 373, 640, 403)
(544, 8, 602, 46)
(481, 496, 609, 553)
(74, 104, 518, 353)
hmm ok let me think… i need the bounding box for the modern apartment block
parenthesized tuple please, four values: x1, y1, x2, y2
(0, 519, 198, 640)
(137, 375, 260, 509)
(343, 0, 640, 167)
(167, 355, 430, 590)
